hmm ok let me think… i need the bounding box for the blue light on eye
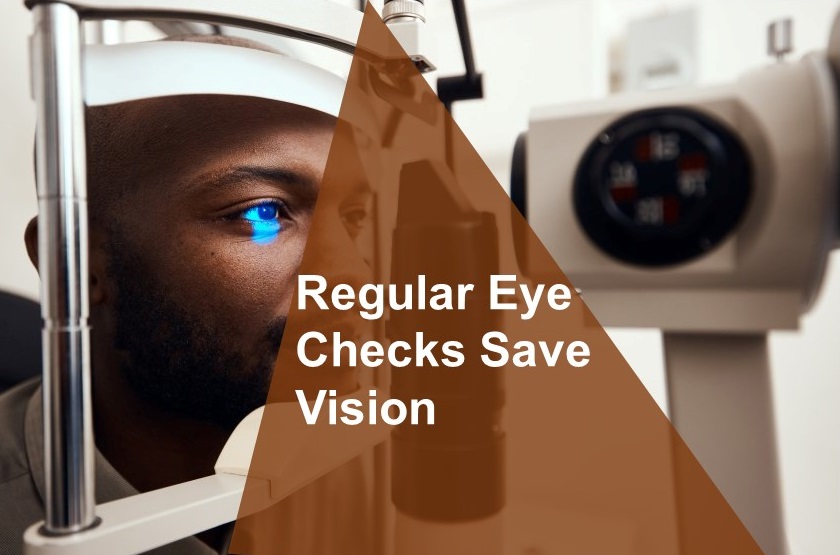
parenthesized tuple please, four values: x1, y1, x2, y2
(243, 203, 282, 245)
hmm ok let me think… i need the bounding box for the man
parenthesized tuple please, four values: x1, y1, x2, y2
(0, 35, 372, 554)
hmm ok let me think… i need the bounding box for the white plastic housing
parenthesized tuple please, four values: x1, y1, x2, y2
(525, 53, 839, 332)
(83, 41, 347, 115)
(386, 19, 437, 73)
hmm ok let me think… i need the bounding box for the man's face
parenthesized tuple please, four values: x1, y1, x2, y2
(92, 96, 371, 428)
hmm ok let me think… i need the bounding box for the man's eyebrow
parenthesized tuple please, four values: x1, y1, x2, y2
(190, 165, 318, 191)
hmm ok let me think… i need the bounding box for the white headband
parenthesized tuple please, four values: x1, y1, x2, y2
(83, 40, 347, 116)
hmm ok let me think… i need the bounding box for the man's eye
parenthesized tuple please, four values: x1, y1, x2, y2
(243, 203, 280, 223)
(342, 208, 369, 239)
(239, 201, 284, 244)
(343, 209, 367, 227)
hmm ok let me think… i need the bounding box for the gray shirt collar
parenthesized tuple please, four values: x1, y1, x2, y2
(24, 385, 137, 506)
(23, 386, 218, 554)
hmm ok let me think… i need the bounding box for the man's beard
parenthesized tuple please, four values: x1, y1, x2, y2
(105, 235, 285, 430)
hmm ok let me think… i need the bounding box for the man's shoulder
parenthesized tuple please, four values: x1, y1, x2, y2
(0, 378, 40, 484)
(0, 379, 44, 555)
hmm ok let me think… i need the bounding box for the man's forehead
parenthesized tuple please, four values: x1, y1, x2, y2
(85, 95, 338, 206)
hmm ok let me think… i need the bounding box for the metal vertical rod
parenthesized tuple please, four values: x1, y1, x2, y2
(88, 20, 124, 45)
(31, 2, 96, 535)
(664, 333, 788, 555)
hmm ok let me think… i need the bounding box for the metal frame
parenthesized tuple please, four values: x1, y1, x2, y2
(87, 20, 124, 44)
(25, 0, 376, 543)
(31, 2, 95, 535)
(26, 0, 364, 53)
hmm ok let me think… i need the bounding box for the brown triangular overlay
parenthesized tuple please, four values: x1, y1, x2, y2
(228, 4, 764, 554)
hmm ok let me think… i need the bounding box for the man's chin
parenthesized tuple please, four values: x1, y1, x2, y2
(104, 230, 285, 429)
(123, 360, 274, 429)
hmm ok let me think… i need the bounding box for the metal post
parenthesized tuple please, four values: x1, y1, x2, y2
(664, 333, 788, 555)
(88, 20, 124, 45)
(31, 2, 96, 535)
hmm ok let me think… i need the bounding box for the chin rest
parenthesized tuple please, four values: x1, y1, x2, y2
(216, 398, 391, 501)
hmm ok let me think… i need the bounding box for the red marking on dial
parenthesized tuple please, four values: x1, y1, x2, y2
(611, 184, 637, 203)
(679, 153, 708, 171)
(635, 137, 651, 162)
(664, 196, 681, 225)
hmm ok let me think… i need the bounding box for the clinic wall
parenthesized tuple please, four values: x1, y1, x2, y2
(0, 3, 39, 301)
(425, 0, 600, 184)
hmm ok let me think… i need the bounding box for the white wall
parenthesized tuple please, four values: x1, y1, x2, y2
(0, 3, 39, 300)
(425, 0, 602, 183)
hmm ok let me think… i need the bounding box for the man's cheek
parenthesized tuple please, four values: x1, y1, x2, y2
(171, 230, 302, 302)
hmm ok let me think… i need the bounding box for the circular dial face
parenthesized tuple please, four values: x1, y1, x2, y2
(574, 108, 751, 267)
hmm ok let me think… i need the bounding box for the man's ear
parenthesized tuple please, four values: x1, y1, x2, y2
(24, 217, 38, 270)
(88, 227, 107, 305)
(24, 217, 108, 305)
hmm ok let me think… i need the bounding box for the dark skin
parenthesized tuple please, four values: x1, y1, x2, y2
(24, 95, 372, 550)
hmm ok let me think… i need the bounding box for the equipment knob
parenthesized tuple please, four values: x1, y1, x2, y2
(383, 0, 426, 23)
